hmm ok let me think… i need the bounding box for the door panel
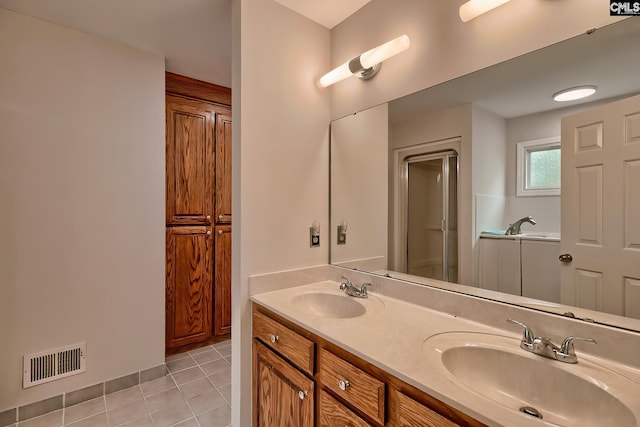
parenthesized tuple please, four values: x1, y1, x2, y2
(215, 114, 232, 224)
(166, 226, 213, 348)
(561, 93, 640, 317)
(214, 225, 232, 336)
(166, 95, 215, 225)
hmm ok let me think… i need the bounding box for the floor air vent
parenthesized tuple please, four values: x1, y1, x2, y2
(23, 342, 86, 388)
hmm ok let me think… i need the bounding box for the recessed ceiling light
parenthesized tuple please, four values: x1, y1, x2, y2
(553, 86, 597, 102)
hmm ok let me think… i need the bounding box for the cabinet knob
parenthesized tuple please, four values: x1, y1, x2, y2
(219, 229, 223, 234)
(206, 215, 211, 220)
(219, 215, 224, 220)
(270, 335, 279, 344)
(206, 230, 212, 236)
(298, 390, 308, 400)
(559, 253, 573, 263)
(338, 379, 350, 391)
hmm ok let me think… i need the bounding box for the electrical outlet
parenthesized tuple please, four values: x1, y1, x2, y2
(310, 227, 320, 248)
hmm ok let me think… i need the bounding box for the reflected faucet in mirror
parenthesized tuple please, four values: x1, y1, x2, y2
(505, 216, 536, 235)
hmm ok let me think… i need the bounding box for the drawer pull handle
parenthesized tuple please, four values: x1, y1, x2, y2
(298, 390, 308, 400)
(338, 379, 350, 391)
(270, 335, 279, 344)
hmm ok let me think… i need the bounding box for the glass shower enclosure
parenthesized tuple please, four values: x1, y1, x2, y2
(403, 151, 458, 283)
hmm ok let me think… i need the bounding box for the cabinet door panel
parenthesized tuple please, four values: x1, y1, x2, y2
(166, 226, 213, 348)
(253, 340, 314, 427)
(214, 225, 232, 336)
(215, 113, 232, 224)
(166, 95, 215, 225)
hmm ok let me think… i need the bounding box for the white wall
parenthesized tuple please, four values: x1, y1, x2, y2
(0, 9, 165, 409)
(329, 0, 624, 120)
(331, 104, 388, 267)
(232, 1, 331, 426)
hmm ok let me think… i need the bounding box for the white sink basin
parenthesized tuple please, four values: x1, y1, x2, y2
(423, 332, 640, 426)
(290, 292, 367, 318)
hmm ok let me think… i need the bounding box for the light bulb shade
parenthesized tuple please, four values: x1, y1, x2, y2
(318, 35, 410, 88)
(459, 0, 511, 22)
(319, 61, 352, 88)
(359, 35, 411, 69)
(553, 86, 597, 102)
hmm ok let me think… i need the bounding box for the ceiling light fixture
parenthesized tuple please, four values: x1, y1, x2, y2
(553, 86, 597, 102)
(319, 35, 410, 88)
(459, 0, 512, 22)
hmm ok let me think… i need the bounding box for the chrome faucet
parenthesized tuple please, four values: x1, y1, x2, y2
(507, 319, 596, 364)
(339, 276, 372, 298)
(505, 216, 537, 235)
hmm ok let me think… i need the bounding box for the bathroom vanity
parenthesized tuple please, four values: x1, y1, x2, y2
(250, 278, 640, 427)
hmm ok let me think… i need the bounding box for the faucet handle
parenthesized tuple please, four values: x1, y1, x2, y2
(359, 282, 372, 296)
(507, 319, 536, 346)
(559, 336, 597, 356)
(339, 276, 351, 290)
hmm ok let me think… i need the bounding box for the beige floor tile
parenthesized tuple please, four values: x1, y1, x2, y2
(106, 399, 147, 426)
(166, 356, 196, 373)
(212, 340, 230, 349)
(64, 412, 107, 427)
(144, 387, 184, 414)
(179, 377, 216, 400)
(150, 401, 192, 427)
(216, 346, 231, 358)
(200, 359, 230, 376)
(17, 410, 62, 427)
(165, 352, 189, 363)
(192, 350, 222, 365)
(105, 386, 143, 410)
(63, 397, 104, 425)
(187, 390, 227, 415)
(140, 375, 176, 397)
(217, 384, 231, 405)
(118, 415, 153, 426)
(197, 405, 231, 427)
(208, 370, 231, 388)
(188, 345, 214, 356)
(172, 419, 200, 427)
(119, 415, 153, 427)
(172, 366, 205, 386)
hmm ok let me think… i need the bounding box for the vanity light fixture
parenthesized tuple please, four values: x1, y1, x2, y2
(459, 0, 512, 22)
(553, 86, 597, 102)
(319, 35, 410, 88)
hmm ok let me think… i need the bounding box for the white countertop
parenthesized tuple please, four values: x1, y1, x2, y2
(251, 280, 640, 427)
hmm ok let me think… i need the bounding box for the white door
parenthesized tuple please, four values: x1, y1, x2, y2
(561, 94, 640, 319)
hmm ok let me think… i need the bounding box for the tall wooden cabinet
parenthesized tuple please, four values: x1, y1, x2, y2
(165, 72, 232, 351)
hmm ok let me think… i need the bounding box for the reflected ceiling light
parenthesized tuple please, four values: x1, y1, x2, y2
(553, 86, 597, 102)
(319, 35, 410, 88)
(459, 0, 512, 22)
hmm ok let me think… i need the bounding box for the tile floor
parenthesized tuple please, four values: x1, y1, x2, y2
(11, 341, 232, 427)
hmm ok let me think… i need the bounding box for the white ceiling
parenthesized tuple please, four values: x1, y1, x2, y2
(0, 0, 232, 87)
(0, 0, 369, 88)
(272, 0, 372, 28)
(389, 18, 640, 122)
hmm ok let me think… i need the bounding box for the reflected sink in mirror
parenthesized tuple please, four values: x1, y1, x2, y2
(423, 332, 640, 426)
(290, 292, 368, 318)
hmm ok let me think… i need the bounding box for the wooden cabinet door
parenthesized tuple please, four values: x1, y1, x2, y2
(253, 340, 314, 427)
(166, 226, 213, 349)
(214, 225, 232, 336)
(166, 95, 215, 226)
(215, 113, 232, 224)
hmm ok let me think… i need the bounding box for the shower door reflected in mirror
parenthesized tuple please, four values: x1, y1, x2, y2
(403, 151, 458, 283)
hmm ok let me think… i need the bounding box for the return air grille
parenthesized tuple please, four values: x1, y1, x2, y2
(23, 343, 86, 388)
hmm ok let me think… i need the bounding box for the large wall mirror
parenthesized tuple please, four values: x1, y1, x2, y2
(330, 18, 640, 332)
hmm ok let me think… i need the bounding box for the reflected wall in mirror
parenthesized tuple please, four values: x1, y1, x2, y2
(330, 18, 640, 331)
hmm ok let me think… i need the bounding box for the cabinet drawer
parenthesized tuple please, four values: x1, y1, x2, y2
(252, 310, 314, 375)
(318, 348, 385, 425)
(319, 390, 370, 427)
(397, 391, 460, 427)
